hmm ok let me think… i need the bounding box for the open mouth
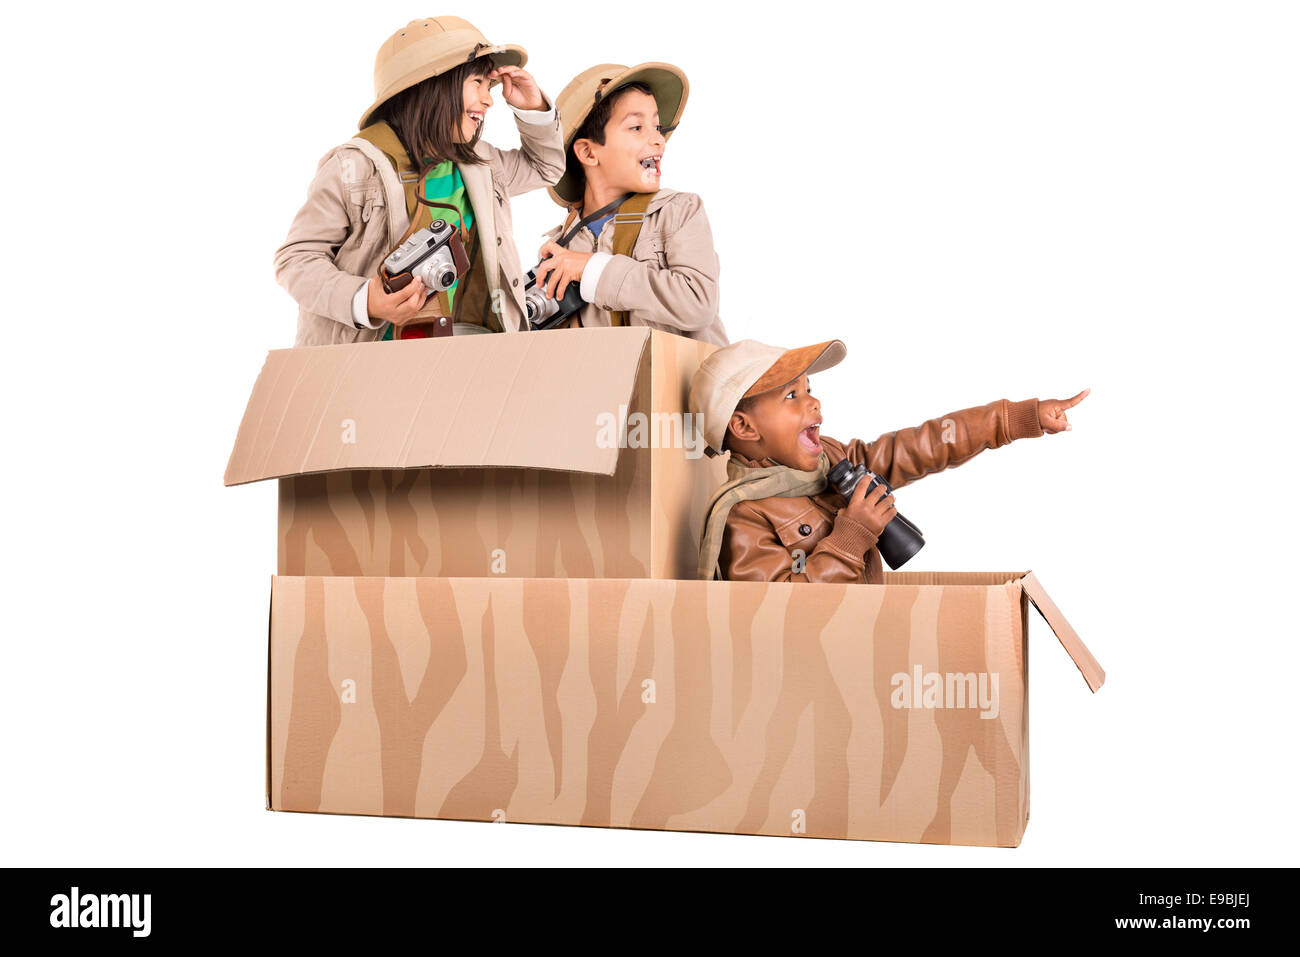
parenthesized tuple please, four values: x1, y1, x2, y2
(467, 110, 484, 127)
(798, 423, 822, 453)
(639, 155, 662, 174)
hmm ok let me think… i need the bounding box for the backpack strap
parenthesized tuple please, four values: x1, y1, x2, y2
(560, 206, 580, 237)
(355, 121, 483, 338)
(355, 122, 424, 224)
(608, 191, 655, 327)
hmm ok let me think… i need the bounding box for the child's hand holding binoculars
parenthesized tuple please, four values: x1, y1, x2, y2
(843, 478, 897, 537)
(1038, 389, 1091, 434)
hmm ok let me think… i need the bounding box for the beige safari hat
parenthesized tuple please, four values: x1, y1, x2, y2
(359, 16, 527, 130)
(548, 62, 689, 207)
(689, 339, 847, 455)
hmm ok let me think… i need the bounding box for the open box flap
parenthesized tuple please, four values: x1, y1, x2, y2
(1022, 571, 1105, 693)
(225, 328, 651, 486)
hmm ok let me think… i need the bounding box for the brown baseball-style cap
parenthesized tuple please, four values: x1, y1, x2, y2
(689, 339, 847, 455)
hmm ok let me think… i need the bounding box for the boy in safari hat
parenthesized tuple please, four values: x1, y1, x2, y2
(690, 339, 1089, 582)
(530, 62, 729, 345)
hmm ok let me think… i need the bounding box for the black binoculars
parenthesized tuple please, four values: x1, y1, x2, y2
(827, 460, 926, 570)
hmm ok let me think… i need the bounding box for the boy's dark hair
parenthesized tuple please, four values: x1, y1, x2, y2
(721, 394, 757, 452)
(377, 54, 495, 168)
(564, 81, 654, 194)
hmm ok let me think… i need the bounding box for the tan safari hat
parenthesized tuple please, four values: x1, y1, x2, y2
(359, 16, 527, 130)
(548, 62, 689, 207)
(689, 339, 847, 456)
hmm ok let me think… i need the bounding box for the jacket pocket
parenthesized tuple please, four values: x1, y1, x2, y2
(637, 236, 669, 269)
(773, 505, 833, 551)
(346, 186, 384, 225)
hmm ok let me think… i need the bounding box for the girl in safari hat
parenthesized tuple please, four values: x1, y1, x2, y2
(275, 16, 565, 346)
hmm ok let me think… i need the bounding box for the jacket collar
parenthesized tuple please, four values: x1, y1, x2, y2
(642, 188, 677, 215)
(727, 447, 782, 470)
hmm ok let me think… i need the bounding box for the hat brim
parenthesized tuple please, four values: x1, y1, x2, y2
(358, 44, 527, 131)
(743, 340, 848, 398)
(548, 62, 689, 207)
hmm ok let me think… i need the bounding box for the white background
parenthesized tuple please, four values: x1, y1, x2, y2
(1, 0, 1296, 866)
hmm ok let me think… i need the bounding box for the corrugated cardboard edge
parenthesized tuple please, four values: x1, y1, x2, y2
(265, 576, 274, 811)
(1021, 571, 1105, 693)
(1020, 588, 1031, 831)
(225, 350, 274, 487)
(223, 330, 654, 487)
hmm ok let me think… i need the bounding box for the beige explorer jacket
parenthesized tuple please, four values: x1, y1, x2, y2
(541, 189, 729, 346)
(274, 107, 565, 347)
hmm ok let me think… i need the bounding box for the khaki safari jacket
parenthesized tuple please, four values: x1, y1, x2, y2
(719, 398, 1044, 584)
(274, 107, 565, 347)
(542, 189, 729, 346)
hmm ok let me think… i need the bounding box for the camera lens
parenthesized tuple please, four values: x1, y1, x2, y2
(439, 271, 455, 288)
(525, 292, 557, 325)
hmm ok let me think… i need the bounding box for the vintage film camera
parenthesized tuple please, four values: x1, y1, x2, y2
(523, 257, 586, 331)
(381, 218, 469, 297)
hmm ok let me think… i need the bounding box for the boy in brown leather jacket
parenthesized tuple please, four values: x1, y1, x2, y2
(689, 339, 1088, 583)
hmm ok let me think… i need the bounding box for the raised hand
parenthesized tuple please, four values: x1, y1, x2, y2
(1038, 388, 1090, 434)
(490, 65, 546, 112)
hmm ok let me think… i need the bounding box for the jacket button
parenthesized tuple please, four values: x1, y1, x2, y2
(512, 278, 518, 287)
(497, 236, 502, 246)
(798, 524, 812, 536)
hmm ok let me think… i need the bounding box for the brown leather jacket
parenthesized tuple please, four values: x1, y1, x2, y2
(718, 398, 1043, 584)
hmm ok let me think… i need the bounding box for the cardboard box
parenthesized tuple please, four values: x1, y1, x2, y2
(225, 328, 727, 580)
(229, 328, 1104, 846)
(266, 571, 1101, 845)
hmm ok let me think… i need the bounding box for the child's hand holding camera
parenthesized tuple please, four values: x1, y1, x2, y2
(534, 241, 592, 299)
(366, 274, 428, 324)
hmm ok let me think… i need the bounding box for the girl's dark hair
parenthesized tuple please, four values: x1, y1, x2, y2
(565, 80, 655, 193)
(376, 54, 495, 167)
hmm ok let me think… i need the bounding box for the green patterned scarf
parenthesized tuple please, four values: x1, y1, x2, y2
(381, 159, 476, 341)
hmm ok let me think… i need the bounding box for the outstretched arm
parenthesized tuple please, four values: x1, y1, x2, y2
(838, 391, 1088, 489)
